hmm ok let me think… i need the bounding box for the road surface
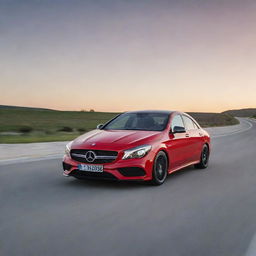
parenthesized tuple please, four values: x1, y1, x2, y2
(1, 118, 256, 256)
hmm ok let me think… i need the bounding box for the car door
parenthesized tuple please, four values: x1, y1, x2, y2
(166, 114, 191, 170)
(182, 115, 203, 162)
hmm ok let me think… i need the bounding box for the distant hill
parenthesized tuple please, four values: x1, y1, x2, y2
(188, 112, 238, 127)
(223, 108, 256, 117)
(0, 105, 54, 111)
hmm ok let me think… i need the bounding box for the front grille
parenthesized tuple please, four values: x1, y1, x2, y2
(118, 167, 146, 177)
(69, 169, 118, 180)
(70, 149, 118, 164)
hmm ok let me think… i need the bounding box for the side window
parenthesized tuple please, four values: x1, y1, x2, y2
(192, 120, 200, 129)
(171, 115, 185, 131)
(183, 116, 197, 130)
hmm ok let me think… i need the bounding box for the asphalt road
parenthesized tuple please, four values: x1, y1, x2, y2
(1, 118, 256, 256)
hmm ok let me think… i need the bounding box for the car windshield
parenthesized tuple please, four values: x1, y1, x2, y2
(103, 112, 169, 131)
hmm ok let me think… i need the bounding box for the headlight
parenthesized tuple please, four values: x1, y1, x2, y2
(65, 141, 73, 157)
(122, 145, 152, 160)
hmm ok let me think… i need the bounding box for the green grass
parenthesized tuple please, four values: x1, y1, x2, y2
(0, 106, 239, 143)
(0, 108, 118, 143)
(0, 132, 79, 143)
(0, 108, 117, 132)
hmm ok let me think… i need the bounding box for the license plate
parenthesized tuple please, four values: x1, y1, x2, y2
(78, 164, 103, 172)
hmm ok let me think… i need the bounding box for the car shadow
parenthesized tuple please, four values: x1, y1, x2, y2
(167, 166, 198, 180)
(66, 178, 148, 190)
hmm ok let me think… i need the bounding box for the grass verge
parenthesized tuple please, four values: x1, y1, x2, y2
(0, 107, 239, 143)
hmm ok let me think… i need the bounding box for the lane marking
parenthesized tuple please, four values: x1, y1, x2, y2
(212, 119, 253, 138)
(246, 233, 256, 256)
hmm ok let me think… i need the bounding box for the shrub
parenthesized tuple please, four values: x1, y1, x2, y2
(77, 128, 87, 133)
(58, 126, 73, 132)
(45, 130, 53, 135)
(89, 109, 95, 112)
(19, 126, 33, 133)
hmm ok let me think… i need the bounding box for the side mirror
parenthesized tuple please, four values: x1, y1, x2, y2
(172, 126, 186, 134)
(96, 124, 104, 129)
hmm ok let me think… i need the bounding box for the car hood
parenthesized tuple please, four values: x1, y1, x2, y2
(72, 129, 162, 150)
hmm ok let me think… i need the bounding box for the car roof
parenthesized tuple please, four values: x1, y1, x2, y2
(125, 110, 175, 115)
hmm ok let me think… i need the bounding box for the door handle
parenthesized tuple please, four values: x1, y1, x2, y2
(185, 134, 190, 138)
(199, 132, 203, 137)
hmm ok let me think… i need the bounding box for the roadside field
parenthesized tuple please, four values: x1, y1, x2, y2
(0, 106, 238, 143)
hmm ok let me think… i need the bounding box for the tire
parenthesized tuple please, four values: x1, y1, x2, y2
(194, 144, 209, 169)
(151, 151, 168, 185)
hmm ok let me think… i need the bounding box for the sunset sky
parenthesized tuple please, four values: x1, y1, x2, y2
(1, 0, 256, 112)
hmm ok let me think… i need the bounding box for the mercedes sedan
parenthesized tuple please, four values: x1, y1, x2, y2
(62, 110, 210, 185)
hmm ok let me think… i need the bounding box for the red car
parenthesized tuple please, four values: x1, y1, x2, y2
(62, 110, 210, 185)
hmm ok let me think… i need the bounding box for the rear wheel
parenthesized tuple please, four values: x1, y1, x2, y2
(151, 151, 168, 185)
(195, 144, 209, 169)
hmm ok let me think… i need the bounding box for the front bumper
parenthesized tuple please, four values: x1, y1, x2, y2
(62, 152, 155, 181)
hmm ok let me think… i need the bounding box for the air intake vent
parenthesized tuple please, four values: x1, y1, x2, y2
(118, 167, 146, 177)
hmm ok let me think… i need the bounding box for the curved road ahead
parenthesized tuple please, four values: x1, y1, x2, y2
(1, 118, 256, 256)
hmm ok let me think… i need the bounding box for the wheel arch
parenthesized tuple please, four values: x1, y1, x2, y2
(155, 148, 170, 170)
(204, 142, 210, 153)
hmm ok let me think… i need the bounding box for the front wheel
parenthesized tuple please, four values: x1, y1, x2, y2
(194, 144, 209, 169)
(151, 151, 168, 185)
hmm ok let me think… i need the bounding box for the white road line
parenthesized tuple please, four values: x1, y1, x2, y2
(246, 233, 256, 256)
(212, 119, 253, 138)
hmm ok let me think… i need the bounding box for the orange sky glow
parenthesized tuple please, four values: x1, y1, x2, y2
(1, 0, 256, 113)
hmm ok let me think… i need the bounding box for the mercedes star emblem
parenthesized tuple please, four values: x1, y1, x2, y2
(85, 151, 96, 162)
